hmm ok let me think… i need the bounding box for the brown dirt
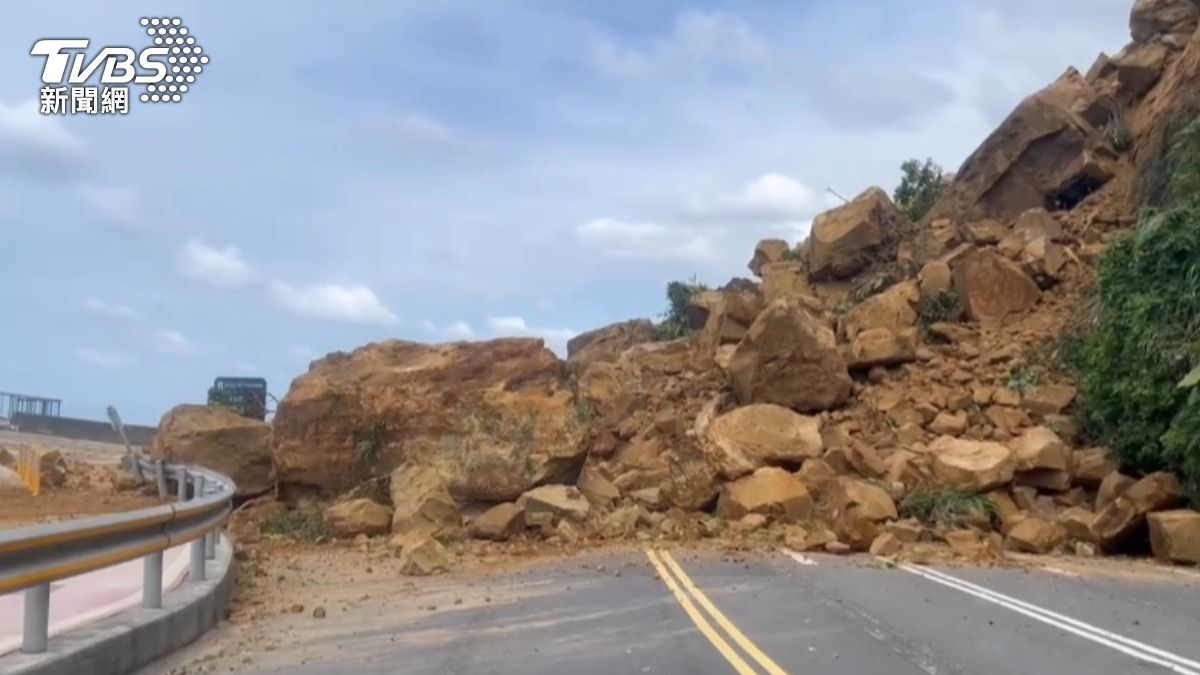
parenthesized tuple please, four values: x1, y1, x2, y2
(0, 486, 161, 529)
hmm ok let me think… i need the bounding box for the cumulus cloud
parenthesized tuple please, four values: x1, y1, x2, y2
(178, 240, 255, 289)
(154, 329, 193, 355)
(685, 173, 822, 224)
(589, 9, 768, 80)
(83, 298, 146, 324)
(269, 281, 399, 325)
(0, 99, 87, 179)
(74, 347, 134, 370)
(421, 319, 476, 340)
(486, 316, 576, 355)
(577, 218, 716, 262)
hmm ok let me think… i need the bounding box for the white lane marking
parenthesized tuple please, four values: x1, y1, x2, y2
(901, 564, 1200, 675)
(783, 549, 818, 566)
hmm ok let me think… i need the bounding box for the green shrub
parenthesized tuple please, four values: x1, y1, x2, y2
(1069, 116, 1200, 492)
(899, 488, 995, 527)
(917, 289, 962, 327)
(261, 509, 329, 542)
(894, 158, 946, 222)
(656, 278, 709, 340)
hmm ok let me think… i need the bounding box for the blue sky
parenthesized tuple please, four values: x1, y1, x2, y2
(0, 1, 1132, 425)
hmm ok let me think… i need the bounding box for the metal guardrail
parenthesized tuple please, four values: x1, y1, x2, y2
(0, 457, 235, 654)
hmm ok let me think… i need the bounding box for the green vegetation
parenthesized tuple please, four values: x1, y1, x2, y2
(1066, 116, 1200, 495)
(656, 278, 709, 340)
(916, 289, 963, 341)
(261, 509, 328, 542)
(900, 488, 995, 527)
(894, 158, 946, 222)
(1005, 367, 1042, 395)
(353, 421, 389, 470)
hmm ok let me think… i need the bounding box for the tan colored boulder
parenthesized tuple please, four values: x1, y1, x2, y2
(842, 282, 918, 341)
(1130, 0, 1198, 43)
(728, 299, 852, 413)
(396, 535, 450, 576)
(749, 239, 791, 277)
(1096, 471, 1136, 510)
(467, 502, 526, 541)
(1072, 448, 1117, 489)
(846, 328, 918, 369)
(577, 466, 621, 506)
(1012, 427, 1071, 472)
(37, 449, 68, 489)
(1148, 510, 1200, 564)
(898, 220, 960, 269)
(1091, 472, 1185, 551)
(324, 499, 394, 538)
(929, 411, 968, 436)
(1058, 507, 1097, 543)
(1012, 209, 1065, 243)
(566, 319, 655, 366)
(761, 262, 816, 306)
(828, 477, 898, 522)
(986, 405, 1031, 435)
(272, 339, 585, 500)
(918, 261, 953, 300)
(962, 219, 1008, 245)
(930, 436, 1016, 493)
(808, 187, 903, 281)
(884, 518, 924, 543)
(1007, 517, 1066, 554)
(390, 464, 463, 540)
(985, 491, 1024, 534)
(952, 249, 1042, 322)
(716, 467, 814, 522)
(703, 404, 823, 479)
(517, 485, 590, 527)
(869, 532, 904, 557)
(1021, 238, 1069, 285)
(846, 442, 889, 480)
(1022, 384, 1078, 416)
(700, 291, 765, 351)
(795, 458, 838, 497)
(151, 404, 273, 497)
(663, 445, 721, 511)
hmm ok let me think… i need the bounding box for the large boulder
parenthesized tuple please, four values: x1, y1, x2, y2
(716, 467, 814, 522)
(927, 68, 1117, 224)
(1072, 448, 1117, 488)
(825, 478, 898, 551)
(728, 299, 852, 413)
(324, 499, 393, 538)
(700, 291, 765, 353)
(517, 485, 590, 527)
(748, 239, 791, 277)
(930, 436, 1017, 493)
(390, 464, 463, 540)
(467, 502, 526, 541)
(952, 249, 1042, 322)
(566, 320, 655, 367)
(1011, 427, 1072, 492)
(845, 328, 918, 369)
(1091, 472, 1186, 551)
(842, 282, 919, 341)
(272, 339, 586, 500)
(760, 262, 815, 305)
(703, 404, 823, 479)
(1007, 517, 1066, 554)
(1130, 0, 1199, 43)
(808, 187, 903, 281)
(151, 404, 273, 497)
(1147, 510, 1200, 564)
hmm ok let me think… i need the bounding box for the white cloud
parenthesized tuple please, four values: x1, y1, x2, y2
(82, 298, 146, 324)
(154, 329, 193, 355)
(421, 319, 476, 340)
(177, 240, 255, 289)
(685, 173, 822, 223)
(577, 218, 715, 262)
(74, 347, 134, 370)
(269, 281, 399, 325)
(589, 10, 768, 80)
(486, 316, 576, 355)
(0, 99, 87, 178)
(76, 184, 144, 230)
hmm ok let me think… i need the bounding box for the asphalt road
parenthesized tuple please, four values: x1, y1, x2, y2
(163, 549, 1200, 675)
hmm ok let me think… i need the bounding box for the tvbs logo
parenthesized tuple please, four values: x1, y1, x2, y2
(31, 17, 208, 115)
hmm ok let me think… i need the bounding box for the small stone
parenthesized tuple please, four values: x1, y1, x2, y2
(312, 607, 326, 619)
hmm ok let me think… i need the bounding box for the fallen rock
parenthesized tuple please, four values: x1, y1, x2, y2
(962, 219, 1008, 245)
(37, 449, 68, 489)
(518, 485, 591, 527)
(1147, 510, 1200, 564)
(1022, 384, 1078, 416)
(1072, 448, 1117, 489)
(703, 404, 823, 479)
(918, 261, 953, 299)
(829, 477, 899, 522)
(1012, 208, 1065, 243)
(869, 532, 904, 557)
(929, 411, 969, 436)
(842, 282, 919, 341)
(1091, 472, 1185, 551)
(1007, 517, 1066, 554)
(716, 467, 814, 522)
(1011, 427, 1072, 491)
(390, 464, 463, 540)
(808, 187, 903, 281)
(324, 499, 394, 538)
(1096, 471, 1136, 510)
(884, 518, 924, 543)
(1021, 238, 1070, 286)
(749, 239, 791, 277)
(467, 502, 526, 541)
(952, 249, 1042, 322)
(566, 319, 656, 366)
(150, 404, 272, 497)
(1130, 0, 1199, 43)
(728, 299, 852, 413)
(760, 262, 816, 306)
(930, 436, 1016, 493)
(396, 536, 450, 576)
(1058, 507, 1097, 543)
(700, 291, 765, 352)
(846, 328, 918, 369)
(662, 445, 721, 511)
(577, 466, 621, 507)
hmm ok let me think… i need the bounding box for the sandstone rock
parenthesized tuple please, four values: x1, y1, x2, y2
(760, 262, 816, 306)
(1096, 471, 1136, 511)
(467, 502, 526, 541)
(518, 485, 590, 527)
(944, 529, 994, 560)
(1012, 427, 1071, 472)
(396, 536, 450, 576)
(795, 458, 838, 497)
(1130, 0, 1199, 43)
(273, 339, 585, 500)
(842, 282, 919, 341)
(576, 466, 621, 507)
(829, 477, 898, 522)
(324, 499, 393, 538)
(728, 299, 852, 413)
(630, 487, 667, 511)
(918, 261, 953, 299)
(566, 320, 655, 366)
(151, 404, 272, 497)
(1058, 507, 1097, 543)
(390, 464, 463, 540)
(884, 518, 924, 543)
(962, 219, 1008, 245)
(716, 467, 814, 522)
(1091, 472, 1185, 551)
(1012, 208, 1065, 243)
(37, 449, 68, 489)
(985, 491, 1024, 534)
(808, 187, 903, 281)
(846, 441, 889, 480)
(703, 404, 823, 479)
(1148, 510, 1200, 564)
(749, 239, 791, 277)
(663, 445, 721, 511)
(898, 220, 960, 269)
(1007, 517, 1066, 554)
(1022, 384, 1078, 416)
(930, 436, 1017, 493)
(1021, 238, 1069, 285)
(952, 249, 1042, 322)
(929, 411, 968, 436)
(986, 406, 1031, 435)
(700, 291, 764, 352)
(1073, 448, 1117, 488)
(846, 328, 918, 369)
(869, 532, 904, 557)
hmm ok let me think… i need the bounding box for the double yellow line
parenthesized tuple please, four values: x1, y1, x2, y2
(644, 549, 788, 675)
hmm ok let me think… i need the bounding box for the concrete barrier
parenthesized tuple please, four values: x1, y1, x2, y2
(9, 415, 156, 448)
(0, 540, 234, 675)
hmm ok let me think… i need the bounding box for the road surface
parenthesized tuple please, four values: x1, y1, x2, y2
(149, 547, 1200, 674)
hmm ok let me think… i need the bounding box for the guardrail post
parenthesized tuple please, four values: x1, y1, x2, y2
(205, 530, 217, 559)
(155, 460, 167, 499)
(22, 583, 50, 654)
(143, 551, 163, 609)
(177, 468, 189, 502)
(189, 473, 207, 582)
